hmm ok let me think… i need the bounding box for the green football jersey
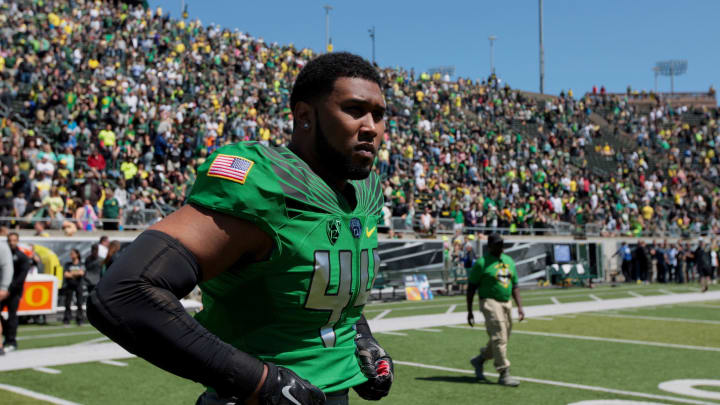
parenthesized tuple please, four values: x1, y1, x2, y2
(187, 141, 384, 393)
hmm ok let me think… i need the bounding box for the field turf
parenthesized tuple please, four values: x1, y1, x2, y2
(0, 283, 718, 405)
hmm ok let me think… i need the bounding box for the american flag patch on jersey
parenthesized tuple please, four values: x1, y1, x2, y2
(207, 154, 255, 184)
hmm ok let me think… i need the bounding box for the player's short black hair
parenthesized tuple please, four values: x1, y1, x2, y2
(290, 52, 382, 110)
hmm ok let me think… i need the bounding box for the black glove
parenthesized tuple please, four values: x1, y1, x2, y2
(258, 362, 326, 405)
(353, 335, 394, 401)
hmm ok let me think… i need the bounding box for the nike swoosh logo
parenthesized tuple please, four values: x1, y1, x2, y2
(365, 226, 377, 238)
(282, 386, 302, 405)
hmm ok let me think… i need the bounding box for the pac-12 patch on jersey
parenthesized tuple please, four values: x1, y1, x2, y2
(207, 154, 255, 184)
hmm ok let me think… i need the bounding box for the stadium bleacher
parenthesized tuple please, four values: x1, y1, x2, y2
(0, 0, 718, 245)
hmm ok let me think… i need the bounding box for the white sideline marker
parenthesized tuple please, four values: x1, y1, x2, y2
(628, 291, 643, 298)
(18, 331, 100, 341)
(554, 314, 576, 318)
(33, 367, 61, 375)
(376, 331, 407, 336)
(585, 313, 720, 325)
(446, 304, 457, 314)
(589, 294, 602, 301)
(551, 297, 561, 305)
(0, 383, 81, 405)
(451, 326, 720, 352)
(72, 336, 110, 346)
(415, 328, 442, 332)
(100, 360, 128, 367)
(659, 289, 675, 295)
(511, 330, 720, 352)
(373, 310, 392, 320)
(394, 361, 717, 405)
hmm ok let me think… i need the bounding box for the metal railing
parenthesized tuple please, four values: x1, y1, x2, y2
(0, 208, 163, 231)
(386, 216, 714, 238)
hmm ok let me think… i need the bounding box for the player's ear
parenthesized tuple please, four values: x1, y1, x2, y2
(294, 101, 314, 134)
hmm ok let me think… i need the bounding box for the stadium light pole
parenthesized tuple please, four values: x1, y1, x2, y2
(653, 66, 659, 93)
(656, 60, 688, 95)
(488, 35, 497, 75)
(324, 5, 333, 53)
(539, 0, 545, 94)
(368, 26, 376, 64)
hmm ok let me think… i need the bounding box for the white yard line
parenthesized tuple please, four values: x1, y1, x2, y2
(589, 294, 602, 301)
(372, 309, 392, 320)
(365, 303, 458, 313)
(551, 297, 561, 305)
(376, 331, 408, 336)
(586, 312, 720, 325)
(17, 331, 100, 341)
(99, 360, 128, 367)
(680, 303, 720, 309)
(628, 291, 643, 297)
(512, 330, 720, 352)
(415, 328, 442, 332)
(370, 291, 720, 333)
(659, 289, 676, 295)
(446, 324, 483, 329)
(33, 367, 62, 374)
(19, 325, 87, 333)
(72, 336, 110, 346)
(0, 383, 81, 405)
(394, 361, 717, 405)
(554, 314, 577, 318)
(446, 304, 457, 314)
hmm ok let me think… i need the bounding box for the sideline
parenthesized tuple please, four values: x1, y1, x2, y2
(2, 290, 720, 372)
(370, 291, 720, 332)
(394, 361, 717, 405)
(18, 331, 101, 341)
(585, 312, 720, 325)
(448, 326, 720, 352)
(0, 383, 81, 405)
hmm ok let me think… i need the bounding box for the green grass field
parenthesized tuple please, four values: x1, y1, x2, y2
(1, 283, 719, 405)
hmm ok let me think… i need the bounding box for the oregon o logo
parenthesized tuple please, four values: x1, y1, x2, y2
(24, 285, 50, 307)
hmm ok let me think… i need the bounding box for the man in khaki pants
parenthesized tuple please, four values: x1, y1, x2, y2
(466, 233, 525, 386)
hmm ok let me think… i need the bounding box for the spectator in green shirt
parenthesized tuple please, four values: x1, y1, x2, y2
(102, 188, 122, 230)
(466, 233, 524, 387)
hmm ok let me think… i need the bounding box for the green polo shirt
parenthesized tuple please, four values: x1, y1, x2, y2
(469, 253, 518, 302)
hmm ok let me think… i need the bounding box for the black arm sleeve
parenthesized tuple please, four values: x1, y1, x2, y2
(87, 230, 264, 399)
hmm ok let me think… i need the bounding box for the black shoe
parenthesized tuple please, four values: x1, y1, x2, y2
(63, 320, 71, 325)
(76, 319, 84, 326)
(0, 347, 5, 355)
(470, 355, 486, 381)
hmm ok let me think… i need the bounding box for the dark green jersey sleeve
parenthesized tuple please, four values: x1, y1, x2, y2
(186, 142, 285, 255)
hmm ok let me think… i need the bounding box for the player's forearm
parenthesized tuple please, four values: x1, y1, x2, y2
(87, 230, 264, 400)
(466, 283, 477, 313)
(512, 287, 523, 309)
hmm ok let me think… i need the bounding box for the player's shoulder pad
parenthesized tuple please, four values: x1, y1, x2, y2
(186, 142, 285, 235)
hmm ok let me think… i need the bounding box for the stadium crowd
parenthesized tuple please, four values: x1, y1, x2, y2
(0, 0, 719, 240)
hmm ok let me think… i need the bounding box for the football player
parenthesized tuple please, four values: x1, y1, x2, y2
(88, 52, 393, 405)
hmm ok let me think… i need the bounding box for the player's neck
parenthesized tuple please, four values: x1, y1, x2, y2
(288, 142, 354, 204)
